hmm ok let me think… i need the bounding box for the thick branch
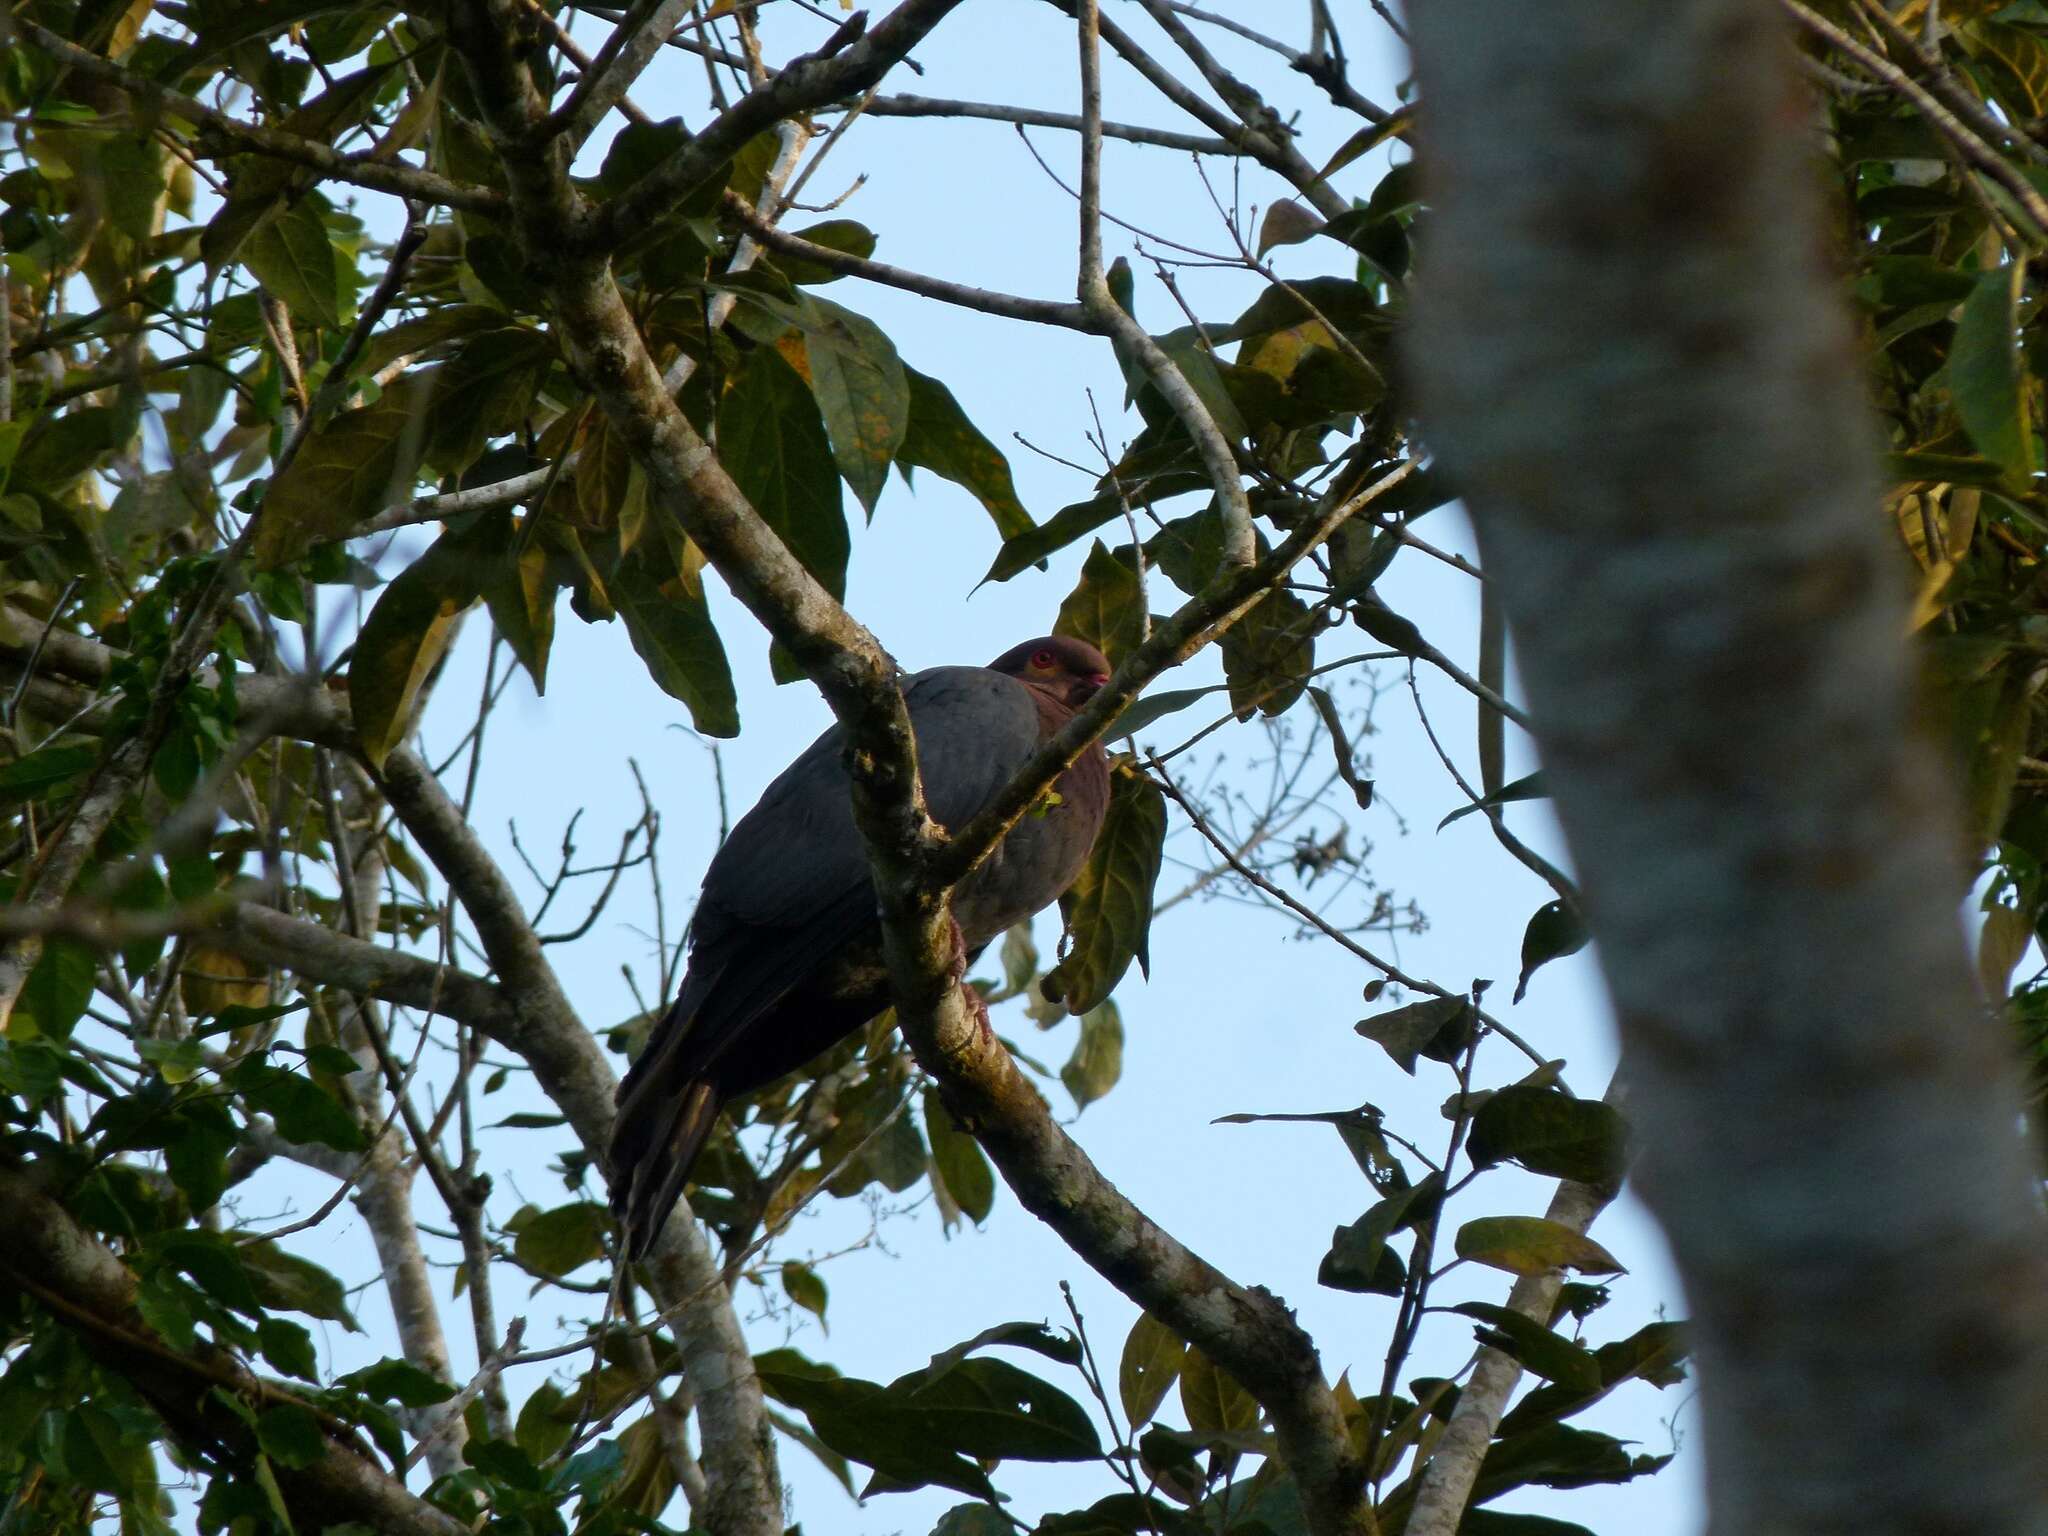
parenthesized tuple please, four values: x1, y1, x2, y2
(0, 1165, 468, 1536)
(1407, 3, 2048, 1533)
(548, 0, 698, 145)
(893, 945, 1369, 1535)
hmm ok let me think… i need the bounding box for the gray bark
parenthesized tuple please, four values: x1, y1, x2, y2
(1406, 4, 2048, 1533)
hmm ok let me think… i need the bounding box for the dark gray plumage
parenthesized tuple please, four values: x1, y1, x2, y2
(609, 636, 1112, 1257)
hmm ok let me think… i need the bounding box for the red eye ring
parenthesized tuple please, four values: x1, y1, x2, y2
(1032, 648, 1056, 668)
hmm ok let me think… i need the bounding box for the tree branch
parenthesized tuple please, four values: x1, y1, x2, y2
(720, 192, 1100, 329)
(1074, 0, 1253, 568)
(5, 17, 508, 216)
(1404, 1129, 1619, 1536)
(862, 92, 1240, 151)
(0, 1164, 468, 1536)
(589, 0, 971, 248)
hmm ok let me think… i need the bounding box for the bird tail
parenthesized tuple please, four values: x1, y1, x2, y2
(613, 1076, 720, 1261)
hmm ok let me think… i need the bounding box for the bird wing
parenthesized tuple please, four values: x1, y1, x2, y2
(615, 668, 1041, 1105)
(699, 666, 1042, 930)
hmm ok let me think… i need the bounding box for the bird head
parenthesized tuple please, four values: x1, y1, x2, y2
(989, 635, 1112, 708)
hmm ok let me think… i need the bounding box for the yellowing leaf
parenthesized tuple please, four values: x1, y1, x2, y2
(1179, 1345, 1259, 1438)
(1256, 198, 1324, 256)
(1454, 1216, 1626, 1279)
(1117, 1313, 1185, 1430)
(180, 946, 269, 1020)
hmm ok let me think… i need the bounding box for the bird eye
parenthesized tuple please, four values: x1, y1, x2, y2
(1032, 648, 1055, 668)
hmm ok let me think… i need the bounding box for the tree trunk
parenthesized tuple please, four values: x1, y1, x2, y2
(1405, 3, 2048, 1532)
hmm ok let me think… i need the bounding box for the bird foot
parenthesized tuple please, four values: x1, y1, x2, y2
(961, 979, 994, 1043)
(945, 917, 995, 1044)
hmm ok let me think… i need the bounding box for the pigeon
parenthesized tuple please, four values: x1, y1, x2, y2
(610, 635, 1113, 1257)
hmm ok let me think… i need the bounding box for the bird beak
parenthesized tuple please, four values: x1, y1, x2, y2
(1079, 672, 1110, 702)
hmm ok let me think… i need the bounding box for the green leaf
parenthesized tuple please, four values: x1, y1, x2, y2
(256, 1404, 326, 1470)
(511, 1201, 610, 1278)
(1438, 770, 1548, 830)
(983, 431, 1208, 583)
(1111, 685, 1227, 741)
(895, 1355, 1101, 1462)
(798, 296, 909, 517)
(757, 1373, 997, 1500)
(1319, 1171, 1442, 1299)
(924, 1088, 995, 1225)
(1957, 18, 2048, 119)
(1117, 1313, 1185, 1430)
(252, 1453, 296, 1536)
(97, 137, 164, 243)
(719, 344, 849, 599)
(1451, 1303, 1603, 1392)
(421, 328, 552, 478)
(1222, 589, 1314, 718)
(17, 937, 95, 1041)
(598, 118, 695, 192)
(1470, 1422, 1669, 1503)
(257, 1317, 319, 1383)
(923, 1321, 1085, 1377)
(771, 218, 878, 283)
(1952, 264, 2032, 488)
(782, 1260, 829, 1324)
(1454, 1216, 1626, 1279)
(1515, 899, 1590, 1003)
(1467, 1085, 1627, 1189)
(165, 1106, 236, 1211)
(14, 405, 130, 493)
(610, 541, 740, 736)
(153, 1230, 262, 1314)
(897, 366, 1032, 540)
(1354, 996, 1475, 1073)
(1043, 768, 1166, 1015)
(357, 303, 509, 379)
(1179, 1346, 1258, 1439)
(477, 511, 558, 693)
(347, 526, 483, 769)
(516, 1381, 573, 1464)
(1060, 1000, 1124, 1112)
(338, 1358, 457, 1408)
(231, 1058, 368, 1152)
(241, 197, 349, 330)
(255, 376, 433, 567)
(1054, 540, 1146, 667)
(931, 1505, 1013, 1536)
(242, 1241, 359, 1328)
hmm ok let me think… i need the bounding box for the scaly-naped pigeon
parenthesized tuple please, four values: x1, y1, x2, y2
(609, 636, 1112, 1257)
